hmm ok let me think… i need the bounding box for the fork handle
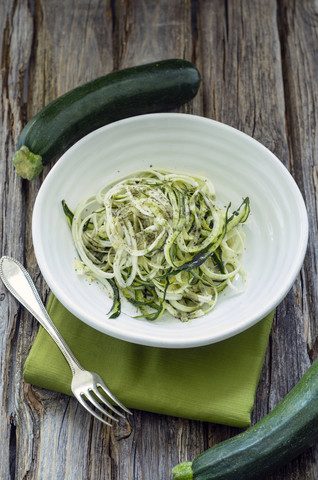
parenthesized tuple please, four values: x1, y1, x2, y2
(0, 256, 83, 376)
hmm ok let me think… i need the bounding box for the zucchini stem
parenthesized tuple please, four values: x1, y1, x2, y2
(12, 146, 43, 180)
(171, 462, 193, 479)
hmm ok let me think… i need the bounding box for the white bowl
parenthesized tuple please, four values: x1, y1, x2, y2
(32, 113, 308, 348)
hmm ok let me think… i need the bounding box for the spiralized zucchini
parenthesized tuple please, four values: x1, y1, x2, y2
(62, 168, 250, 321)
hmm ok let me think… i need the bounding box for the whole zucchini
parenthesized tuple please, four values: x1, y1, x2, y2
(172, 359, 318, 479)
(13, 59, 200, 180)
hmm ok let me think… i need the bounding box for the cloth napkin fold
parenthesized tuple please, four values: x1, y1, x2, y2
(23, 294, 273, 427)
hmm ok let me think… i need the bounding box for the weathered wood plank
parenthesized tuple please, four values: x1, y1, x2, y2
(115, 0, 192, 66)
(277, 0, 318, 353)
(267, 1, 318, 477)
(109, 3, 204, 479)
(0, 2, 34, 480)
(192, 1, 318, 479)
(15, 1, 115, 479)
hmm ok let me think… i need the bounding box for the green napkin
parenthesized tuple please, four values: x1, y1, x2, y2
(23, 294, 273, 427)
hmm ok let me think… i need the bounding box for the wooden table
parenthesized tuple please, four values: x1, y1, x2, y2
(1, 1, 317, 478)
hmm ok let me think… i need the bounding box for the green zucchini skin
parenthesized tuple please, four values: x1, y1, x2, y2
(13, 59, 200, 180)
(172, 359, 318, 480)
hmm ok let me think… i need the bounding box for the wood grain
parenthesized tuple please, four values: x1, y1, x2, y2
(0, 1, 317, 479)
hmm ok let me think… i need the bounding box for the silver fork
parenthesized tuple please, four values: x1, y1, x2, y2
(0, 256, 132, 426)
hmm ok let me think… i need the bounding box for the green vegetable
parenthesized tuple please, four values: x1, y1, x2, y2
(105, 278, 121, 319)
(12, 59, 201, 180)
(61, 200, 120, 319)
(61, 199, 74, 228)
(172, 462, 193, 479)
(172, 359, 318, 479)
(64, 169, 250, 322)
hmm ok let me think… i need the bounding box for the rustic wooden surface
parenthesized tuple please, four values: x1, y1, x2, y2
(1, 0, 318, 478)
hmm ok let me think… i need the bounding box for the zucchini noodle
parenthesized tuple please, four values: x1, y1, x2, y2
(62, 168, 250, 321)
